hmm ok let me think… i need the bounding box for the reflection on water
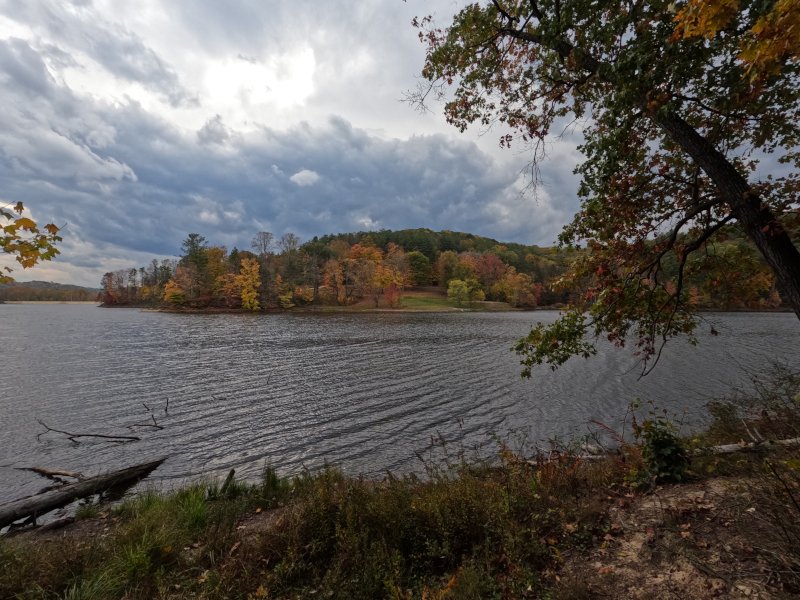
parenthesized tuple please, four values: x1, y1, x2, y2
(1, 304, 798, 503)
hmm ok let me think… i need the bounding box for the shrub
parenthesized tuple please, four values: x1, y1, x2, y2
(632, 416, 690, 486)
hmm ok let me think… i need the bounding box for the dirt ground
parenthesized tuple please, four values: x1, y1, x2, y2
(559, 476, 799, 599)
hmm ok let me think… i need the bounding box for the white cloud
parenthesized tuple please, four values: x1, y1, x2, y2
(198, 209, 219, 224)
(357, 215, 380, 229)
(289, 169, 320, 187)
(202, 46, 315, 121)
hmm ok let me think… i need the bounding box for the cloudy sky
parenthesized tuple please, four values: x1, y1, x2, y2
(0, 0, 582, 287)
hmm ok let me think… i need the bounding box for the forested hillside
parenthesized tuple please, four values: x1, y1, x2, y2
(0, 281, 98, 302)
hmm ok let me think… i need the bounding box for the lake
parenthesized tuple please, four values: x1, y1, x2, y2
(1, 304, 798, 503)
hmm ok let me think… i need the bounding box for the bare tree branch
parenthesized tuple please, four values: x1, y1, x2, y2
(37, 420, 140, 444)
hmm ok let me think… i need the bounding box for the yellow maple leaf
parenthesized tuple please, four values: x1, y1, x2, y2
(14, 217, 37, 231)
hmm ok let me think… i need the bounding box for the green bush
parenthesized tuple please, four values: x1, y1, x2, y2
(633, 416, 690, 486)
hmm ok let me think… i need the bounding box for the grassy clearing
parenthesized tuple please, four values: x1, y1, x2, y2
(400, 291, 513, 311)
(2, 373, 799, 599)
(295, 294, 461, 312)
(399, 294, 460, 310)
(296, 288, 515, 312)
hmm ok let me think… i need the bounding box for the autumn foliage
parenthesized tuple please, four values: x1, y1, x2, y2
(99, 227, 782, 315)
(673, 0, 800, 82)
(99, 229, 563, 311)
(0, 201, 61, 284)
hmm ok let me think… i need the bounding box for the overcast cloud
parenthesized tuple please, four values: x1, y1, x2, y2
(0, 0, 582, 287)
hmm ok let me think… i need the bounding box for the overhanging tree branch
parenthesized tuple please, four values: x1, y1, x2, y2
(493, 8, 800, 320)
(416, 0, 800, 374)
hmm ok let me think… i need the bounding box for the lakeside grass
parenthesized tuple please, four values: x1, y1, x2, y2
(2, 374, 799, 599)
(0, 457, 621, 599)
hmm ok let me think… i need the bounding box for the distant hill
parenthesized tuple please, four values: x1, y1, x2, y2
(0, 280, 100, 302)
(314, 228, 556, 260)
(312, 228, 575, 273)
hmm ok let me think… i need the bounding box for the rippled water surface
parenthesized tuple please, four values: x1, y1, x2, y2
(1, 304, 798, 503)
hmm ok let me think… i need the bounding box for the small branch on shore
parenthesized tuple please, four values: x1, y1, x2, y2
(37, 420, 140, 444)
(740, 418, 765, 444)
(35, 516, 75, 533)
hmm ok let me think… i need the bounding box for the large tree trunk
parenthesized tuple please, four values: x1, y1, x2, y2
(655, 111, 800, 319)
(0, 458, 165, 529)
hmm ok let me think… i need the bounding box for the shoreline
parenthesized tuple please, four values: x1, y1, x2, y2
(101, 300, 531, 314)
(1, 300, 100, 305)
(155, 304, 524, 314)
(97, 303, 794, 315)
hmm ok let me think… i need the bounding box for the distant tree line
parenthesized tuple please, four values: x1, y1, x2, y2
(98, 227, 785, 312)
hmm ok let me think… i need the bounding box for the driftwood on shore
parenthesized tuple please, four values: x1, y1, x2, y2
(695, 437, 800, 455)
(532, 437, 800, 464)
(0, 458, 165, 530)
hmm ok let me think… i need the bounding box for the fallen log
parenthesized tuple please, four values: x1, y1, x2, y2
(527, 437, 800, 464)
(0, 458, 165, 530)
(693, 437, 800, 456)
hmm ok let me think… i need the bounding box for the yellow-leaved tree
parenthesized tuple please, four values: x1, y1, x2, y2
(673, 0, 800, 82)
(1, 202, 61, 284)
(236, 257, 261, 311)
(162, 279, 186, 305)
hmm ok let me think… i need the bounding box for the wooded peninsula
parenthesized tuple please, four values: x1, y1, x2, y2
(81, 228, 787, 313)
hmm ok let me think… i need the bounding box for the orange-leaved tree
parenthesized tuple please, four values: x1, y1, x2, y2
(1, 202, 61, 284)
